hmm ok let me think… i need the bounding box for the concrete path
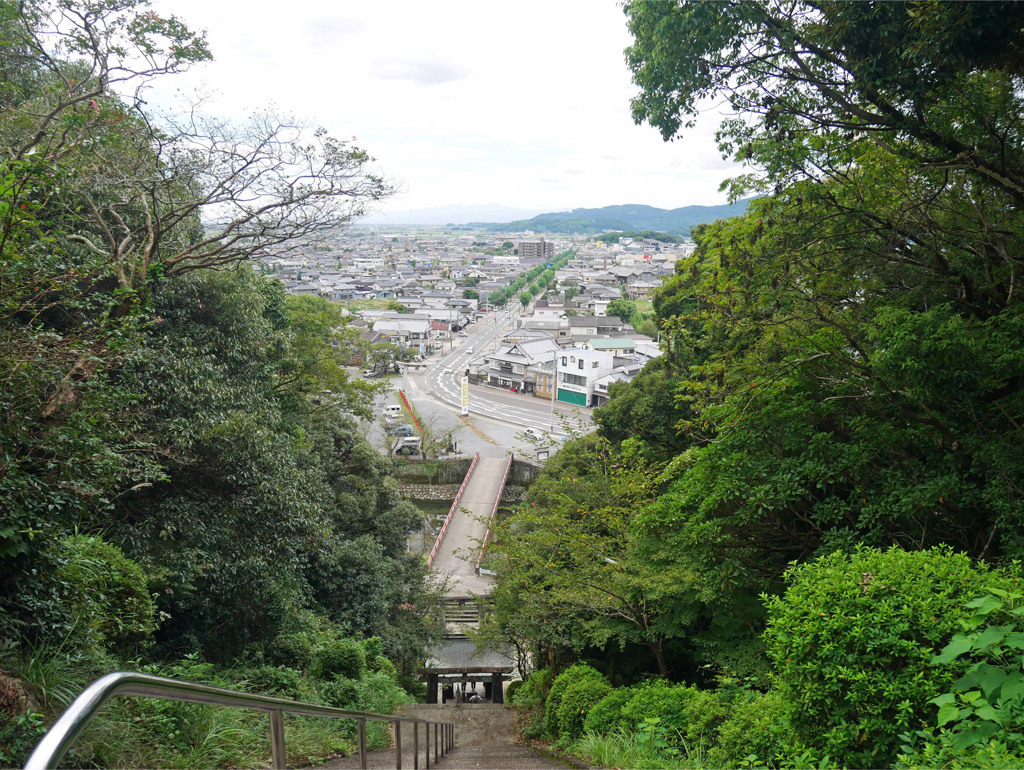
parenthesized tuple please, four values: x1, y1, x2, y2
(430, 455, 511, 599)
(320, 705, 573, 770)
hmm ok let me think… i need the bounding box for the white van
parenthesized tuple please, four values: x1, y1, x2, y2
(382, 404, 403, 417)
(467, 346, 474, 354)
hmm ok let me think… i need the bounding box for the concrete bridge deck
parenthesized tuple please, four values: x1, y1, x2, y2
(429, 452, 511, 599)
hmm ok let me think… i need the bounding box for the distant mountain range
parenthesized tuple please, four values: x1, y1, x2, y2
(476, 201, 752, 235)
(360, 200, 752, 234)
(361, 203, 546, 226)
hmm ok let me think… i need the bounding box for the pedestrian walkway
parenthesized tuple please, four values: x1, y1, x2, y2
(320, 705, 574, 770)
(429, 454, 510, 599)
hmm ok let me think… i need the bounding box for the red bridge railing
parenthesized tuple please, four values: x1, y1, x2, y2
(426, 453, 479, 569)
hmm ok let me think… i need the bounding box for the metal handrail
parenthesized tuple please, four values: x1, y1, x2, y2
(24, 671, 454, 770)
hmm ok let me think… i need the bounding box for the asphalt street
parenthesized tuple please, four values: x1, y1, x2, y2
(362, 308, 595, 461)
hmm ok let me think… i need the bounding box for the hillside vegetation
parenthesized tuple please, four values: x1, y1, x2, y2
(484, 201, 751, 235)
(0, 2, 439, 766)
(484, 2, 1024, 767)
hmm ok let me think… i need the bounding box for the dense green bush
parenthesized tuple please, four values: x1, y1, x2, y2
(512, 669, 551, 707)
(545, 664, 607, 737)
(236, 666, 308, 700)
(319, 677, 361, 710)
(0, 713, 47, 768)
(505, 679, 525, 703)
(314, 639, 366, 680)
(266, 632, 316, 671)
(707, 690, 786, 768)
(583, 687, 635, 735)
(557, 678, 612, 740)
(618, 680, 693, 737)
(764, 546, 1020, 768)
(678, 688, 728, 745)
(53, 535, 157, 656)
(511, 669, 551, 740)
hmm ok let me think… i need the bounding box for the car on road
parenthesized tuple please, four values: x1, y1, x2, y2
(361, 369, 380, 378)
(443, 367, 452, 374)
(524, 427, 545, 441)
(394, 436, 422, 455)
(389, 423, 414, 437)
(457, 331, 468, 337)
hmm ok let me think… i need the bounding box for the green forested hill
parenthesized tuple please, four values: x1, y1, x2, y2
(478, 200, 751, 235)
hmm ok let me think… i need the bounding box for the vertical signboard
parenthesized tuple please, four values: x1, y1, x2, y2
(461, 377, 470, 416)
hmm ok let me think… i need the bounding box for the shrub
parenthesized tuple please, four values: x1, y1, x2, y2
(584, 687, 635, 735)
(0, 712, 47, 768)
(764, 545, 1020, 768)
(512, 669, 551, 707)
(505, 679, 525, 703)
(319, 677, 361, 710)
(897, 590, 1024, 764)
(237, 666, 307, 700)
(314, 639, 366, 680)
(545, 665, 607, 737)
(266, 632, 316, 671)
(53, 535, 156, 655)
(707, 690, 786, 767)
(557, 678, 612, 740)
(619, 680, 693, 737)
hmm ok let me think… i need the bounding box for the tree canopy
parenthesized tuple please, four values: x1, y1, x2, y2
(0, 0, 436, 675)
(485, 2, 1024, 730)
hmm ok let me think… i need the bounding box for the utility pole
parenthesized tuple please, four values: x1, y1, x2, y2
(549, 349, 558, 433)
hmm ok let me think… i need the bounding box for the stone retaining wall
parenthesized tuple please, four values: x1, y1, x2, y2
(509, 459, 541, 486)
(399, 483, 461, 501)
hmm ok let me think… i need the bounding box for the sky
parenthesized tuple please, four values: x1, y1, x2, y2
(149, 0, 743, 219)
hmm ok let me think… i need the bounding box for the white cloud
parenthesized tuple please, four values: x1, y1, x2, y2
(150, 0, 745, 214)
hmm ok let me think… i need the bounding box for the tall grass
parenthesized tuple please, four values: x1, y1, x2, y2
(572, 726, 708, 770)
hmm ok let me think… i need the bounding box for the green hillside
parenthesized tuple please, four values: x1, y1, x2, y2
(478, 200, 751, 235)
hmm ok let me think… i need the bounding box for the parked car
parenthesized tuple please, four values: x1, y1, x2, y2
(457, 331, 468, 337)
(389, 423, 414, 437)
(394, 436, 422, 455)
(362, 369, 380, 378)
(382, 404, 403, 417)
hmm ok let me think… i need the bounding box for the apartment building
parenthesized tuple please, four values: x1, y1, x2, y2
(518, 239, 556, 260)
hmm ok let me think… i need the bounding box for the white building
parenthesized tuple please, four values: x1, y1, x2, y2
(555, 347, 615, 407)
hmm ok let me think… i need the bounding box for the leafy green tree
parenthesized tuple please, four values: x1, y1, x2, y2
(606, 299, 637, 325)
(625, 1, 1024, 203)
(486, 437, 692, 676)
(519, 292, 531, 307)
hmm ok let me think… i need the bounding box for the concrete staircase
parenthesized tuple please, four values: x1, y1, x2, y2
(320, 704, 575, 769)
(442, 599, 481, 641)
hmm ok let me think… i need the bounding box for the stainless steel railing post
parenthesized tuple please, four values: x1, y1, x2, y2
(269, 709, 287, 769)
(358, 718, 367, 769)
